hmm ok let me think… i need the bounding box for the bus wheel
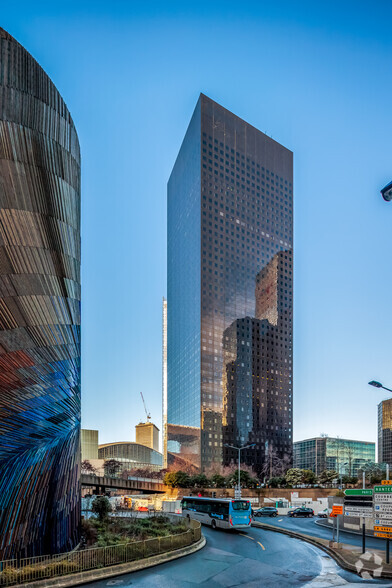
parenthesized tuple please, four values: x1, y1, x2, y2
(211, 519, 217, 529)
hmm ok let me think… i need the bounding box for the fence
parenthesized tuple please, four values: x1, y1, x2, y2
(0, 519, 201, 587)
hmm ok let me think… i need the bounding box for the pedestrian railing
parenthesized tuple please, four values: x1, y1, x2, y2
(0, 519, 201, 586)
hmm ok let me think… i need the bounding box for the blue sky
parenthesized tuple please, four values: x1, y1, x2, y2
(2, 1, 392, 449)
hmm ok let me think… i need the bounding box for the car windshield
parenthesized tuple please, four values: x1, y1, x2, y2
(232, 501, 250, 511)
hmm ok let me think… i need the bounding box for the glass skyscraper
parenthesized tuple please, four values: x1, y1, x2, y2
(167, 94, 293, 473)
(0, 29, 81, 558)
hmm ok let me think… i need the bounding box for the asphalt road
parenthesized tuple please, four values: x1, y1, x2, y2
(256, 515, 386, 550)
(82, 524, 392, 587)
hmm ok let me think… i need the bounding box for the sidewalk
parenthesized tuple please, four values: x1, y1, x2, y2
(253, 521, 392, 579)
(315, 517, 376, 538)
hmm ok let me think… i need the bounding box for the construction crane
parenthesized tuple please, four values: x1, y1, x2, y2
(140, 391, 151, 422)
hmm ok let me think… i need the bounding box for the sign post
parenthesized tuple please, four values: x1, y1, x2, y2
(374, 484, 392, 562)
(344, 489, 373, 554)
(330, 504, 343, 544)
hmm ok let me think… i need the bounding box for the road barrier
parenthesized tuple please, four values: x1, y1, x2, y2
(0, 519, 201, 586)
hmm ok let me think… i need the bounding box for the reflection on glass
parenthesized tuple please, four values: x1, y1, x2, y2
(167, 94, 293, 473)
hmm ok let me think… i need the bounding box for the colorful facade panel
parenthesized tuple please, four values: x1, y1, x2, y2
(0, 28, 81, 558)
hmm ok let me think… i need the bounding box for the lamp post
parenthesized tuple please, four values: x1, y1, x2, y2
(224, 443, 256, 498)
(381, 181, 392, 202)
(368, 380, 392, 394)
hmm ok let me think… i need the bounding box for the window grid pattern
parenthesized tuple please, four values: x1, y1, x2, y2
(167, 94, 293, 473)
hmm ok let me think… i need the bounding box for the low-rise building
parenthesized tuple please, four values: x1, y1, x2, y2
(98, 441, 163, 472)
(293, 436, 375, 477)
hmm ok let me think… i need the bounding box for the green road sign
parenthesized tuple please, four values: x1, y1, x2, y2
(344, 489, 373, 496)
(374, 486, 392, 493)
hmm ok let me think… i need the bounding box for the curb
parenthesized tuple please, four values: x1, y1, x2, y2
(17, 536, 206, 588)
(252, 521, 392, 579)
(315, 518, 376, 538)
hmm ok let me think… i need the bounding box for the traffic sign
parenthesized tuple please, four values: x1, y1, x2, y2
(374, 504, 392, 512)
(375, 532, 392, 539)
(330, 504, 343, 517)
(375, 495, 392, 504)
(374, 486, 392, 493)
(382, 480, 392, 485)
(374, 525, 392, 532)
(344, 489, 373, 496)
(344, 509, 373, 518)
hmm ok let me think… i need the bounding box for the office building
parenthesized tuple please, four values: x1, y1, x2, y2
(135, 421, 160, 452)
(166, 94, 293, 473)
(81, 429, 99, 460)
(293, 437, 375, 476)
(0, 28, 81, 558)
(378, 399, 392, 464)
(162, 297, 168, 467)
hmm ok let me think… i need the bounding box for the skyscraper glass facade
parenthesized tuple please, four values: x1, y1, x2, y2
(167, 94, 293, 473)
(0, 28, 81, 558)
(293, 437, 375, 476)
(378, 399, 392, 464)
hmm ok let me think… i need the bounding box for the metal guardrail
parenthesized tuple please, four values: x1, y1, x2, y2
(0, 520, 201, 586)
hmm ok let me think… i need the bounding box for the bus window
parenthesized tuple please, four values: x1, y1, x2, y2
(231, 501, 250, 511)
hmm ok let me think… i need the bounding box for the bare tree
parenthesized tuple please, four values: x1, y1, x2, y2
(81, 460, 97, 476)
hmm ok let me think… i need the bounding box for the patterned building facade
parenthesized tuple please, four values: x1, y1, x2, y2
(378, 399, 392, 465)
(167, 94, 293, 473)
(0, 29, 81, 558)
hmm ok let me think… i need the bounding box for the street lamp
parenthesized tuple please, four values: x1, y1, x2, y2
(381, 181, 392, 202)
(224, 443, 256, 498)
(368, 380, 392, 393)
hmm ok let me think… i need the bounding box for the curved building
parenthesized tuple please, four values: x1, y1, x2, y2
(98, 443, 163, 471)
(0, 29, 81, 558)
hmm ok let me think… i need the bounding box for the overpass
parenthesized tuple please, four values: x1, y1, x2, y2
(81, 474, 166, 495)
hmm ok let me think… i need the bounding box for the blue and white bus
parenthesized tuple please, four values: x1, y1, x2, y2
(180, 496, 252, 530)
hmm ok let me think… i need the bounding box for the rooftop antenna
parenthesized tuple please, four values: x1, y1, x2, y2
(140, 391, 151, 422)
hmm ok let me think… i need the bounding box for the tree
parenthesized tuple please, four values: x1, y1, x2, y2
(163, 470, 191, 488)
(104, 459, 122, 477)
(302, 469, 317, 485)
(318, 470, 339, 485)
(225, 470, 258, 489)
(211, 474, 226, 488)
(189, 473, 210, 488)
(92, 496, 112, 522)
(268, 476, 286, 488)
(81, 460, 97, 476)
(285, 468, 304, 486)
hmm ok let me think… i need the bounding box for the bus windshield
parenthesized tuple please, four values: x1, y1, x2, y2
(231, 501, 250, 511)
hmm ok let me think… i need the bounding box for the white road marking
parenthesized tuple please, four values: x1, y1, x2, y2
(304, 545, 349, 586)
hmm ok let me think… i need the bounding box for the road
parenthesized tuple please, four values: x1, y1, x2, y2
(82, 524, 392, 587)
(257, 515, 386, 550)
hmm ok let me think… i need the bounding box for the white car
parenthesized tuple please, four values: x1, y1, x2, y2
(317, 509, 330, 518)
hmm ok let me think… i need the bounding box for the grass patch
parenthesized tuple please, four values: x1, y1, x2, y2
(82, 515, 188, 547)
